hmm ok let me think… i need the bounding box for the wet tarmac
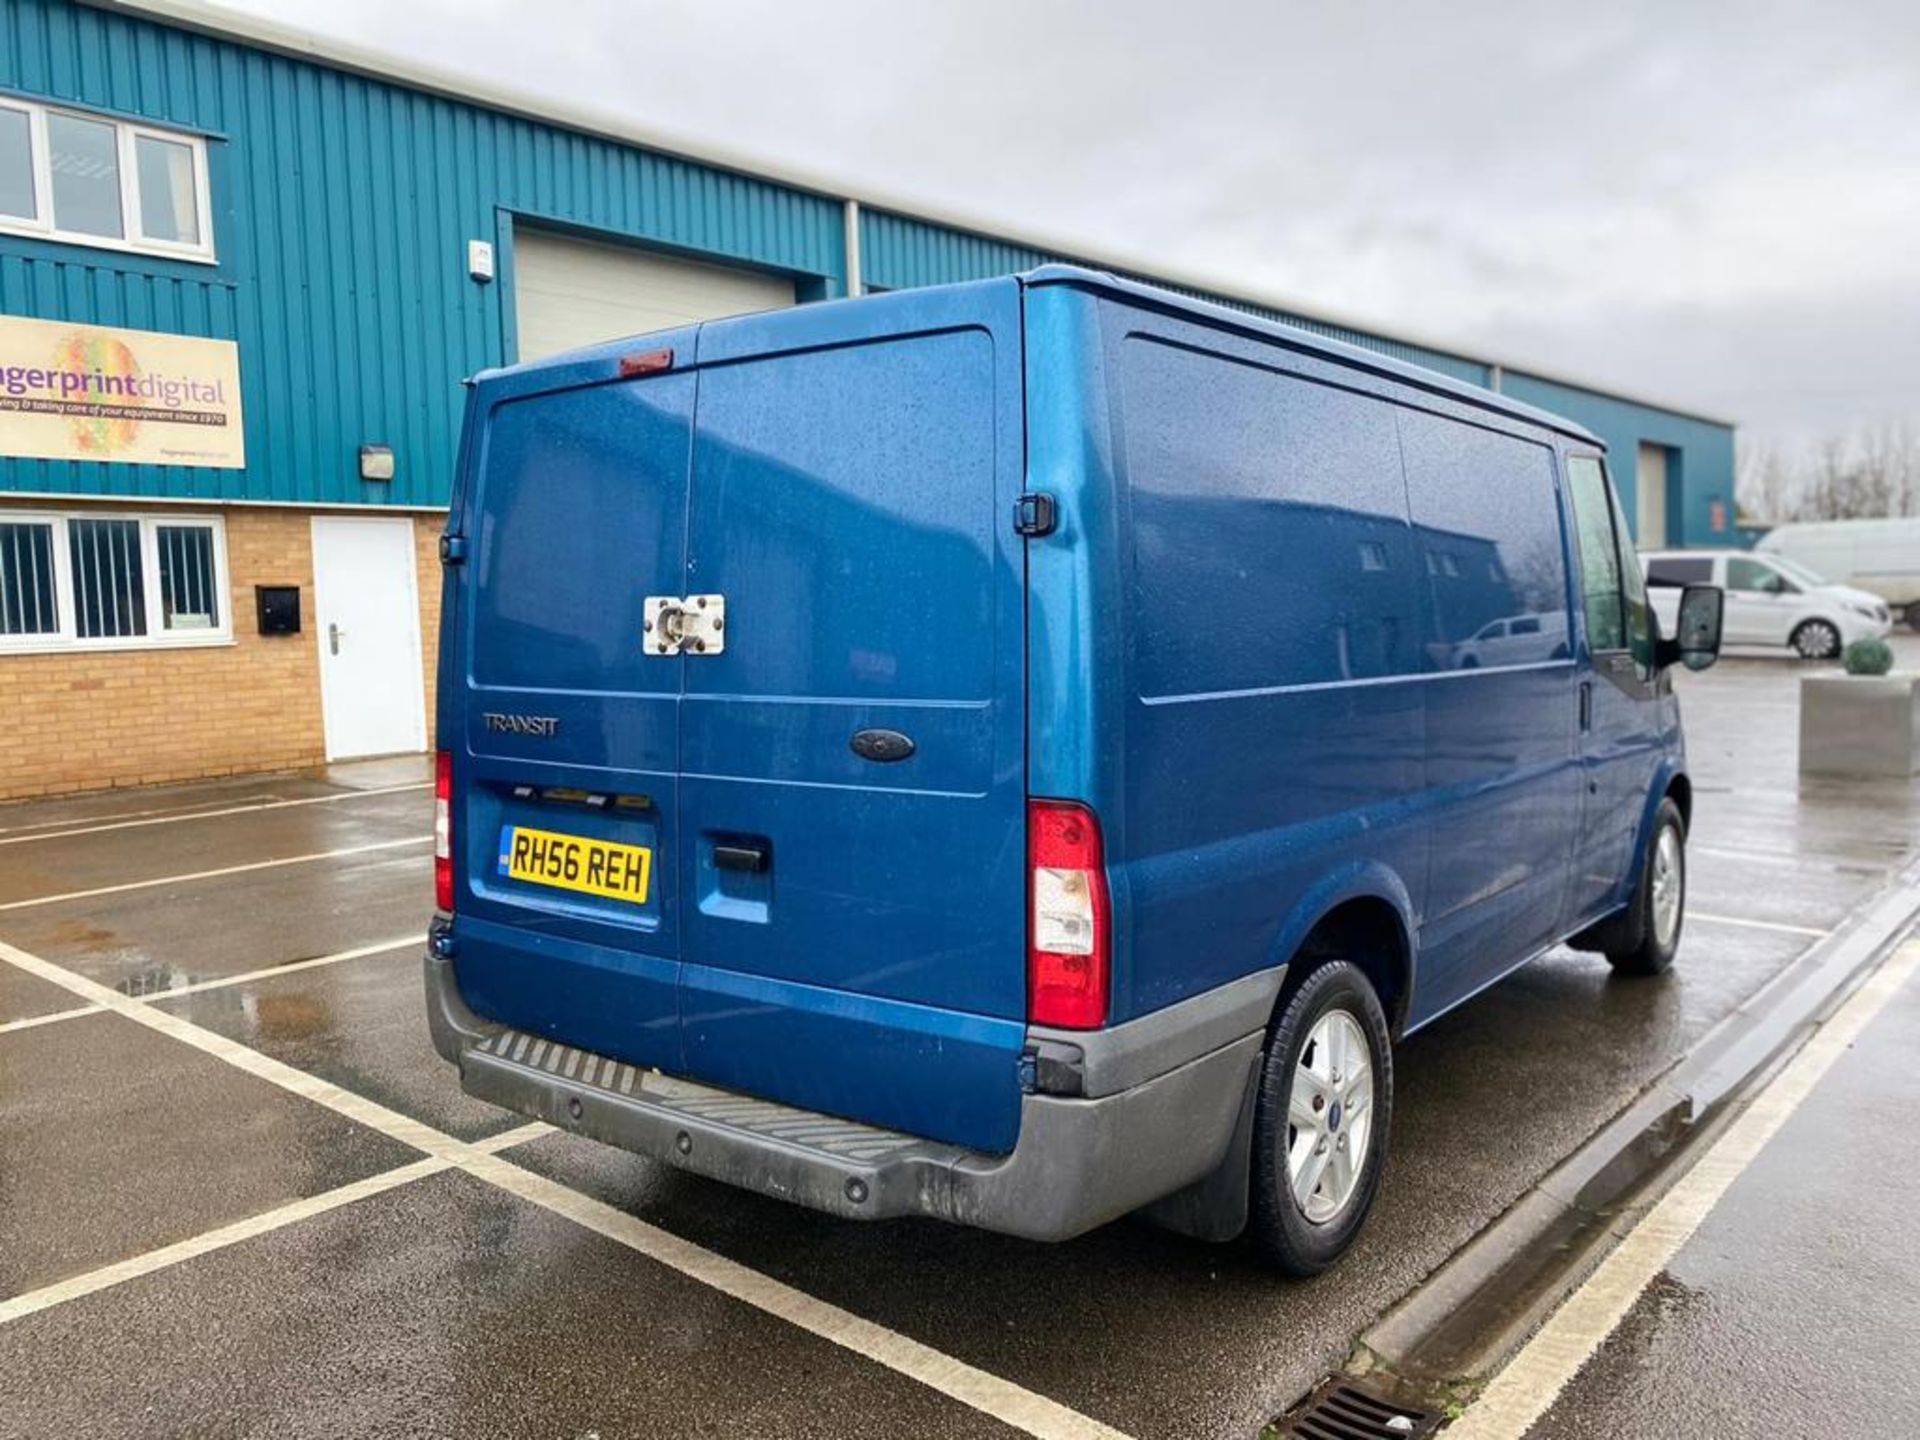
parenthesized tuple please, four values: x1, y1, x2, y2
(1, 644, 1916, 1438)
(1526, 946, 1920, 1440)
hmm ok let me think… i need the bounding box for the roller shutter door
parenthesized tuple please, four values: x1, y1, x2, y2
(514, 230, 795, 362)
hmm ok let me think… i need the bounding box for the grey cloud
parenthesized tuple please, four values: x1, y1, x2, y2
(228, 0, 1920, 446)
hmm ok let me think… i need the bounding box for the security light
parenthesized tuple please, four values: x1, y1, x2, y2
(359, 444, 395, 482)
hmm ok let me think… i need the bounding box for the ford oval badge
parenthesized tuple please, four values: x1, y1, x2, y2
(850, 728, 916, 763)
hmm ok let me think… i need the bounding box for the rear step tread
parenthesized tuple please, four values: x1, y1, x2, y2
(474, 1026, 938, 1163)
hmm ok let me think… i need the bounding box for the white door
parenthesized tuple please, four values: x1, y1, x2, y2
(311, 516, 427, 760)
(513, 228, 796, 362)
(1723, 554, 1796, 646)
(1636, 443, 1669, 549)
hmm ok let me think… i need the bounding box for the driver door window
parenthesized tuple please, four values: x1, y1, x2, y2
(1727, 557, 1795, 596)
(1565, 455, 1627, 655)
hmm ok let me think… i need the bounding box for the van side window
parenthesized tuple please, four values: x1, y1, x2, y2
(1564, 455, 1626, 652)
(1120, 337, 1419, 694)
(1397, 409, 1570, 671)
(1645, 556, 1713, 587)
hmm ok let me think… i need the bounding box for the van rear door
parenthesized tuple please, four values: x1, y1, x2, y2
(676, 282, 1029, 1152)
(452, 337, 696, 1073)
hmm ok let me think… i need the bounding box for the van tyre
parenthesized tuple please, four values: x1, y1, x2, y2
(1602, 798, 1687, 977)
(1790, 619, 1842, 660)
(1248, 961, 1392, 1275)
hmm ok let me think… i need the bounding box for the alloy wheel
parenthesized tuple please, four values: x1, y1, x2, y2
(1651, 823, 1683, 949)
(1795, 620, 1840, 659)
(1288, 1008, 1374, 1224)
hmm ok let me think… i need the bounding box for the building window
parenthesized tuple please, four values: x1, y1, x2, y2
(0, 512, 229, 651)
(0, 99, 213, 262)
(156, 523, 220, 630)
(0, 522, 59, 636)
(68, 517, 146, 638)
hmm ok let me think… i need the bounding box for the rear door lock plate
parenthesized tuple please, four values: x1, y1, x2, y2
(644, 594, 726, 655)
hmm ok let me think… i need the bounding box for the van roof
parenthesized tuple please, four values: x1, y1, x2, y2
(479, 264, 1603, 450)
(1023, 265, 1602, 448)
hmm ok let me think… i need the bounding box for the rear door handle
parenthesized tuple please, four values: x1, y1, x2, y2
(1578, 679, 1593, 731)
(713, 843, 769, 874)
(328, 622, 344, 656)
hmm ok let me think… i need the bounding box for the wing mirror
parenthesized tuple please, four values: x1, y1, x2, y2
(1655, 584, 1724, 672)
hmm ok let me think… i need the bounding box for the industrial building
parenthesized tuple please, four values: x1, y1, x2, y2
(0, 0, 1739, 799)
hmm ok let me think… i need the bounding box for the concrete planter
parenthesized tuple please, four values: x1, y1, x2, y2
(1799, 672, 1920, 778)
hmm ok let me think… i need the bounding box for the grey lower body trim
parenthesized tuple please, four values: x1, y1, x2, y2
(424, 952, 1260, 1242)
(1028, 964, 1286, 1097)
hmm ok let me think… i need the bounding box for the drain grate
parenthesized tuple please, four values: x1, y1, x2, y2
(1276, 1380, 1439, 1440)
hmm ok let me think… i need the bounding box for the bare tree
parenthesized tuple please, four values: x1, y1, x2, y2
(1737, 421, 1920, 525)
(1861, 421, 1920, 517)
(1737, 439, 1792, 524)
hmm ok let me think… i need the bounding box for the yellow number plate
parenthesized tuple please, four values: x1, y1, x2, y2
(497, 826, 652, 905)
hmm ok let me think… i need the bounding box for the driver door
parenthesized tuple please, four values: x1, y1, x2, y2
(1723, 556, 1796, 645)
(1564, 454, 1662, 926)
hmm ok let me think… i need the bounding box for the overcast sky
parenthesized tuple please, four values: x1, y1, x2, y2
(232, 0, 1919, 456)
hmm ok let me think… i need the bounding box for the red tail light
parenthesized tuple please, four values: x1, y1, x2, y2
(1027, 799, 1110, 1029)
(434, 750, 454, 913)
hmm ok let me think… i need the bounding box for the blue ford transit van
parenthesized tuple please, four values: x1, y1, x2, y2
(425, 267, 1724, 1273)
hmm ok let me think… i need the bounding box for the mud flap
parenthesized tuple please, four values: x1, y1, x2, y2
(1135, 1051, 1260, 1242)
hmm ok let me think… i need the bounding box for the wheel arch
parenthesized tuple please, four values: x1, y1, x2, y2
(1790, 614, 1844, 656)
(1665, 769, 1693, 834)
(1265, 865, 1418, 1039)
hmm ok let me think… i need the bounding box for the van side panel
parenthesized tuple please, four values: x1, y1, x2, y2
(1098, 300, 1431, 1020)
(1396, 410, 1580, 1020)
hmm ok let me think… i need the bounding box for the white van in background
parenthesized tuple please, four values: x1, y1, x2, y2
(1756, 518, 1920, 629)
(1643, 549, 1890, 659)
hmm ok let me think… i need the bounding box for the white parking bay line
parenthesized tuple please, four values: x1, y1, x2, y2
(158, 936, 422, 1000)
(465, 1154, 1131, 1440)
(0, 836, 431, 913)
(1686, 910, 1830, 939)
(0, 1158, 450, 1327)
(0, 938, 420, 1040)
(0, 1116, 554, 1328)
(0, 937, 1131, 1440)
(0, 782, 431, 847)
(1449, 937, 1920, 1440)
(0, 1002, 105, 1036)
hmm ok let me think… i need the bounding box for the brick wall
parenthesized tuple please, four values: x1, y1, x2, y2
(1, 502, 442, 802)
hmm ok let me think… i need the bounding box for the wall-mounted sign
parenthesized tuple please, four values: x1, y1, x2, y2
(0, 315, 244, 469)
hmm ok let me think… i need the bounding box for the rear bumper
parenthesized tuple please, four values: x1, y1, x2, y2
(426, 951, 1265, 1242)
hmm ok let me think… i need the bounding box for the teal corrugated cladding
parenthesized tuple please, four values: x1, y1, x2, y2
(859, 208, 1493, 386)
(0, 0, 844, 507)
(1501, 371, 1737, 548)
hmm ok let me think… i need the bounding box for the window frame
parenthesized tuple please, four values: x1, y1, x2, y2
(0, 510, 232, 653)
(1564, 451, 1630, 657)
(1604, 476, 1656, 675)
(0, 97, 214, 263)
